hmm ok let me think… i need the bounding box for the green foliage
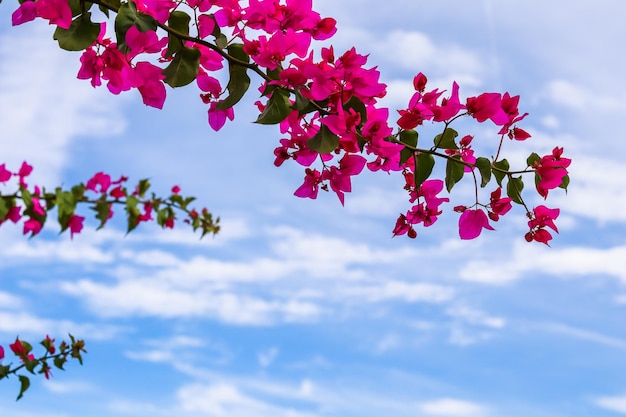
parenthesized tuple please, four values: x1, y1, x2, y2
(492, 159, 510, 186)
(16, 375, 30, 401)
(255, 89, 291, 124)
(433, 127, 459, 150)
(164, 46, 201, 87)
(307, 124, 339, 154)
(399, 129, 418, 165)
(165, 10, 191, 57)
(445, 156, 464, 192)
(216, 44, 251, 110)
(475, 157, 492, 187)
(414, 152, 435, 191)
(507, 176, 524, 204)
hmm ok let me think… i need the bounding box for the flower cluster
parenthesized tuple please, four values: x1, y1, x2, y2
(7, 0, 570, 245)
(0, 162, 219, 239)
(0, 335, 86, 400)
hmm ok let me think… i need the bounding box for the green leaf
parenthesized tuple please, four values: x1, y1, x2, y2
(560, 174, 570, 191)
(255, 89, 291, 124)
(492, 159, 510, 186)
(24, 359, 37, 374)
(433, 128, 458, 150)
(445, 156, 464, 192)
(67, 0, 93, 17)
(0, 197, 8, 221)
(215, 33, 228, 50)
(293, 89, 312, 114)
(506, 176, 524, 204)
(307, 124, 339, 154)
(399, 129, 418, 148)
(16, 375, 30, 400)
(56, 188, 77, 232)
(53, 356, 67, 370)
(91, 201, 112, 229)
(164, 46, 201, 87)
(136, 179, 151, 198)
(125, 195, 140, 234)
(0, 365, 10, 380)
(399, 130, 418, 165)
(165, 10, 191, 57)
(98, 0, 120, 16)
(526, 152, 541, 167)
(114, 2, 157, 50)
(216, 44, 251, 110)
(475, 157, 492, 187)
(414, 152, 435, 190)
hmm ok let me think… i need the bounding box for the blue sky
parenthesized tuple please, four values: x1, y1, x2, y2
(1, 1, 626, 416)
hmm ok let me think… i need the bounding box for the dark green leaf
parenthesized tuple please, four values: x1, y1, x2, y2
(307, 124, 339, 154)
(445, 156, 464, 192)
(399, 129, 418, 148)
(506, 176, 524, 204)
(67, 0, 92, 17)
(216, 44, 251, 110)
(125, 195, 140, 234)
(526, 152, 541, 167)
(560, 174, 570, 191)
(165, 10, 190, 57)
(16, 375, 30, 400)
(414, 152, 435, 190)
(98, 0, 120, 17)
(492, 159, 510, 186)
(475, 157, 492, 187)
(0, 365, 10, 380)
(56, 188, 77, 232)
(91, 201, 112, 229)
(433, 128, 458, 150)
(53, 356, 67, 370)
(0, 198, 8, 221)
(255, 89, 291, 124)
(164, 46, 201, 87)
(136, 179, 151, 198)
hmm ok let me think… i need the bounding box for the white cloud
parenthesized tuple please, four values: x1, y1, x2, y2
(594, 393, 626, 414)
(544, 79, 624, 112)
(418, 398, 487, 417)
(258, 347, 279, 367)
(460, 241, 626, 285)
(539, 322, 626, 351)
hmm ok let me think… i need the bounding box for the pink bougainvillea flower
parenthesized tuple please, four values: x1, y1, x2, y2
(68, 214, 85, 239)
(0, 164, 11, 183)
(9, 339, 26, 357)
(36, 0, 72, 28)
(134, 61, 166, 109)
(0, 345, 4, 360)
(18, 161, 33, 178)
(488, 187, 513, 221)
(23, 218, 43, 236)
(31, 197, 45, 216)
(109, 185, 126, 199)
(171, 185, 181, 194)
(534, 147, 571, 198)
(458, 208, 495, 240)
(466, 92, 508, 125)
(294, 168, 322, 199)
(208, 101, 235, 131)
(11, 0, 37, 26)
(1, 206, 22, 224)
(86, 172, 111, 193)
(526, 205, 560, 245)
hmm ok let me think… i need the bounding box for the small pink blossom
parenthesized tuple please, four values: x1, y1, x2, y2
(23, 218, 42, 236)
(0, 164, 11, 183)
(68, 214, 85, 239)
(458, 208, 495, 240)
